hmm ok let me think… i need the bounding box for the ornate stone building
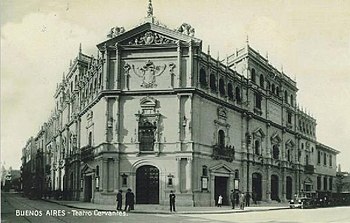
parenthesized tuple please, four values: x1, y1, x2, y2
(21, 1, 339, 206)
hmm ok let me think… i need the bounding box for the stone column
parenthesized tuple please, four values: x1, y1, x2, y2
(102, 159, 108, 193)
(186, 158, 192, 193)
(266, 166, 271, 201)
(176, 157, 181, 193)
(282, 168, 286, 202)
(115, 43, 120, 89)
(102, 44, 108, 90)
(114, 157, 119, 192)
(188, 41, 193, 87)
(177, 41, 181, 88)
(210, 173, 215, 206)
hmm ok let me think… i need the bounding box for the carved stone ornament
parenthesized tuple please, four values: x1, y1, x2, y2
(132, 60, 166, 88)
(176, 23, 195, 37)
(107, 26, 125, 38)
(124, 31, 176, 45)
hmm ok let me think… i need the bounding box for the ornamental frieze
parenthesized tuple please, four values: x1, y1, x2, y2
(132, 60, 166, 88)
(124, 31, 176, 45)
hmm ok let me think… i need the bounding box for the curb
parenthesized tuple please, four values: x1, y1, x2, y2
(42, 199, 289, 215)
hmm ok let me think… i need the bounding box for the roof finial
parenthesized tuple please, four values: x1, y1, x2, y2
(266, 52, 269, 60)
(79, 43, 82, 53)
(147, 0, 153, 17)
(217, 51, 220, 61)
(246, 35, 249, 46)
(207, 45, 211, 55)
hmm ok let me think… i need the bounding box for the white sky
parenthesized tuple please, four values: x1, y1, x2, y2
(1, 0, 350, 171)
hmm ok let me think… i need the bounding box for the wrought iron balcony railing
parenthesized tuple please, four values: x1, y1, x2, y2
(212, 144, 235, 162)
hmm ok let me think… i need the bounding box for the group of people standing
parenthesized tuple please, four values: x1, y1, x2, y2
(217, 190, 255, 210)
(116, 188, 135, 212)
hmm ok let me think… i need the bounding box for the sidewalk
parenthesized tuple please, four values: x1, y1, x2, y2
(42, 198, 289, 214)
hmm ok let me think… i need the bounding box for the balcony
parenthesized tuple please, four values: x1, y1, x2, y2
(305, 164, 315, 174)
(81, 146, 94, 161)
(212, 145, 235, 162)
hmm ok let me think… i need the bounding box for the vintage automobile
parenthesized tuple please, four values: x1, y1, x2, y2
(289, 197, 315, 209)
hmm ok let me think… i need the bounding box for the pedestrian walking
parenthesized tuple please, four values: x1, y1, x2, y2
(169, 190, 176, 212)
(217, 195, 223, 207)
(230, 190, 235, 209)
(252, 191, 257, 205)
(246, 192, 251, 207)
(116, 190, 122, 211)
(124, 188, 133, 212)
(240, 192, 245, 210)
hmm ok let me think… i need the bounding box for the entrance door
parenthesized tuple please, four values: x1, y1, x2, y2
(136, 165, 159, 204)
(286, 176, 293, 200)
(215, 176, 228, 205)
(271, 175, 279, 201)
(252, 173, 262, 201)
(84, 175, 92, 202)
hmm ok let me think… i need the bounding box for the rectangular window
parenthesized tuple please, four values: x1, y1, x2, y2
(323, 177, 327, 191)
(317, 151, 321, 164)
(324, 153, 327, 166)
(329, 155, 332, 167)
(139, 122, 156, 151)
(329, 177, 333, 191)
(317, 176, 321, 191)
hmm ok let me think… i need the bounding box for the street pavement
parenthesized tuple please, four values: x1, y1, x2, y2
(2, 192, 350, 223)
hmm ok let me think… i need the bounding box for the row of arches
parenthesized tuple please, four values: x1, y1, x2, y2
(251, 68, 294, 105)
(252, 173, 293, 201)
(200, 68, 242, 102)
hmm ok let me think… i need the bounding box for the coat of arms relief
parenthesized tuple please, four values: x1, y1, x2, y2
(132, 60, 166, 88)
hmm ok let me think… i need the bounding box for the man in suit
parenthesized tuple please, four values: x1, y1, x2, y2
(116, 190, 122, 211)
(230, 190, 235, 209)
(169, 190, 176, 212)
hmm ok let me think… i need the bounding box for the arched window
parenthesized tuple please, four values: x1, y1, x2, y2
(272, 145, 279, 159)
(96, 165, 100, 177)
(199, 68, 207, 86)
(284, 90, 288, 103)
(272, 84, 275, 94)
(234, 169, 239, 179)
(218, 130, 225, 147)
(210, 73, 217, 91)
(260, 74, 264, 88)
(202, 166, 208, 177)
(255, 93, 262, 109)
(70, 82, 73, 93)
(290, 94, 294, 106)
(254, 140, 260, 155)
(276, 86, 280, 96)
(88, 132, 93, 146)
(74, 75, 78, 89)
(219, 78, 225, 95)
(266, 80, 270, 90)
(227, 83, 233, 99)
(235, 86, 241, 102)
(287, 149, 291, 161)
(251, 69, 256, 83)
(99, 73, 102, 88)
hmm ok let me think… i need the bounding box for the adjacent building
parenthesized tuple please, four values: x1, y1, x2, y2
(21, 1, 340, 206)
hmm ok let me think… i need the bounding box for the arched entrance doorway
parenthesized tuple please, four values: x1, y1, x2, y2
(286, 176, 293, 200)
(271, 174, 279, 201)
(252, 173, 262, 201)
(136, 165, 159, 204)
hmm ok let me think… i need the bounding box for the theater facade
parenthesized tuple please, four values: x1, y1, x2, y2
(21, 1, 339, 206)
